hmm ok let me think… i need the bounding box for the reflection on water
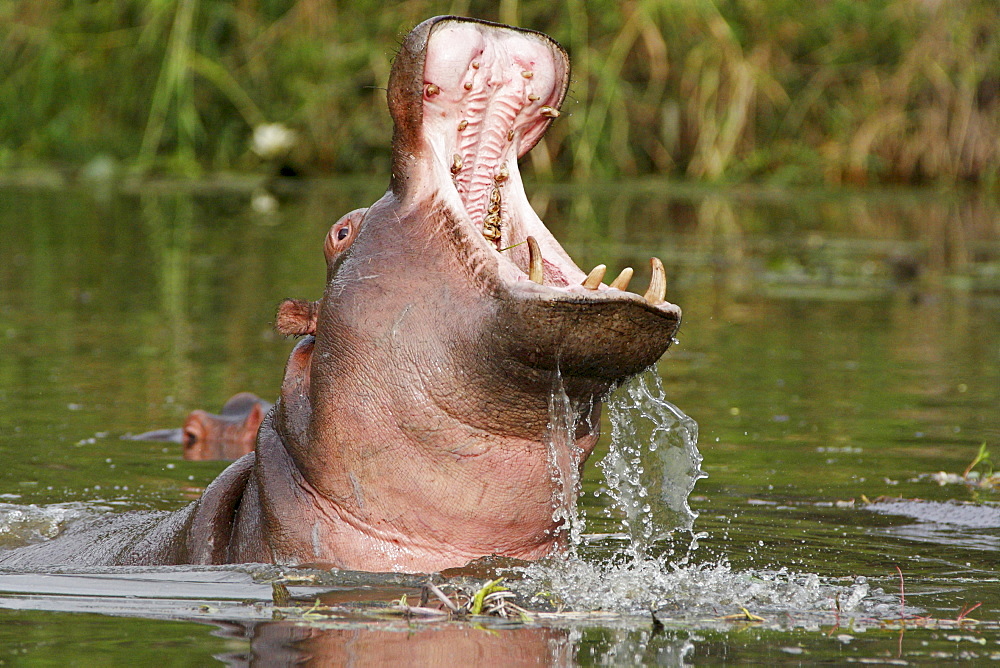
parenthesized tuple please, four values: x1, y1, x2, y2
(227, 622, 574, 666)
(867, 499, 1000, 552)
(0, 181, 999, 663)
(868, 499, 1000, 529)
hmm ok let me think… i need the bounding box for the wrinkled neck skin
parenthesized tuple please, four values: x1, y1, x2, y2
(256, 195, 603, 573)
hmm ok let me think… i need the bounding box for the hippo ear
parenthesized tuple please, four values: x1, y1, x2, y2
(245, 401, 265, 430)
(238, 402, 265, 456)
(181, 412, 208, 460)
(274, 299, 319, 337)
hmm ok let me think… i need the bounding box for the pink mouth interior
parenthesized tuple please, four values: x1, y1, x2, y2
(419, 21, 580, 288)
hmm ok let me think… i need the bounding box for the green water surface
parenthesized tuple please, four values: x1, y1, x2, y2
(0, 181, 998, 664)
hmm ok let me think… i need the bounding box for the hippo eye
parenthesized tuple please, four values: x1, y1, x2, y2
(337, 226, 350, 241)
(183, 430, 197, 448)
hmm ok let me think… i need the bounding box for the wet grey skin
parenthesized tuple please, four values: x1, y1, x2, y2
(0, 16, 680, 572)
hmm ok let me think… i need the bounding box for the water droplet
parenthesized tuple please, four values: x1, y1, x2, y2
(543, 374, 588, 550)
(599, 371, 705, 560)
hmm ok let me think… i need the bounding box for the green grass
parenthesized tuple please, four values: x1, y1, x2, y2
(0, 0, 997, 187)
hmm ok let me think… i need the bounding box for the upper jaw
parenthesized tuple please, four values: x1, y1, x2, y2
(395, 17, 680, 326)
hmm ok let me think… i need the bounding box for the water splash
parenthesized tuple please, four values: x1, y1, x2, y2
(514, 555, 879, 621)
(521, 371, 890, 624)
(0, 502, 96, 549)
(545, 375, 588, 550)
(598, 371, 705, 559)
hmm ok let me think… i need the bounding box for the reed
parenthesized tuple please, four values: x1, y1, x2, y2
(0, 0, 996, 187)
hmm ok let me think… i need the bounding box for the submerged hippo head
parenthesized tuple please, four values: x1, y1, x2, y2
(126, 392, 272, 462)
(181, 393, 270, 461)
(258, 17, 681, 572)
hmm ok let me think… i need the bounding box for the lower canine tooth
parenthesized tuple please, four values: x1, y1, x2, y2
(527, 236, 543, 284)
(609, 267, 633, 291)
(644, 257, 667, 305)
(582, 265, 606, 289)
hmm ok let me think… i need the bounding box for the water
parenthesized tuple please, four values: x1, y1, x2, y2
(598, 372, 704, 558)
(545, 374, 588, 550)
(1, 180, 999, 663)
(544, 369, 703, 559)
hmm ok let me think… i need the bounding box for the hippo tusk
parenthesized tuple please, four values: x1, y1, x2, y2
(527, 236, 543, 284)
(609, 267, 633, 291)
(582, 265, 606, 289)
(644, 257, 667, 305)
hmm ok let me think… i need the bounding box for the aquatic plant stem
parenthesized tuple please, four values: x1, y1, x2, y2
(188, 53, 265, 127)
(895, 565, 905, 618)
(955, 601, 982, 623)
(140, 0, 200, 173)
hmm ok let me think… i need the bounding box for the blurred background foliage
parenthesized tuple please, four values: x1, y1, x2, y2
(0, 0, 997, 187)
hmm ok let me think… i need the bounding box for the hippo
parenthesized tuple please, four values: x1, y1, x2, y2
(127, 393, 272, 461)
(0, 16, 680, 572)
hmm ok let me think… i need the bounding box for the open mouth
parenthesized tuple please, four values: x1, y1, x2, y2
(417, 18, 679, 321)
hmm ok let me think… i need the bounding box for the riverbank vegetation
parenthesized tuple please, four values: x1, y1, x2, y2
(1, 0, 997, 188)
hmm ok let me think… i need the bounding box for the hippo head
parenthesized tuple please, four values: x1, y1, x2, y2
(181, 393, 268, 461)
(264, 17, 681, 572)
